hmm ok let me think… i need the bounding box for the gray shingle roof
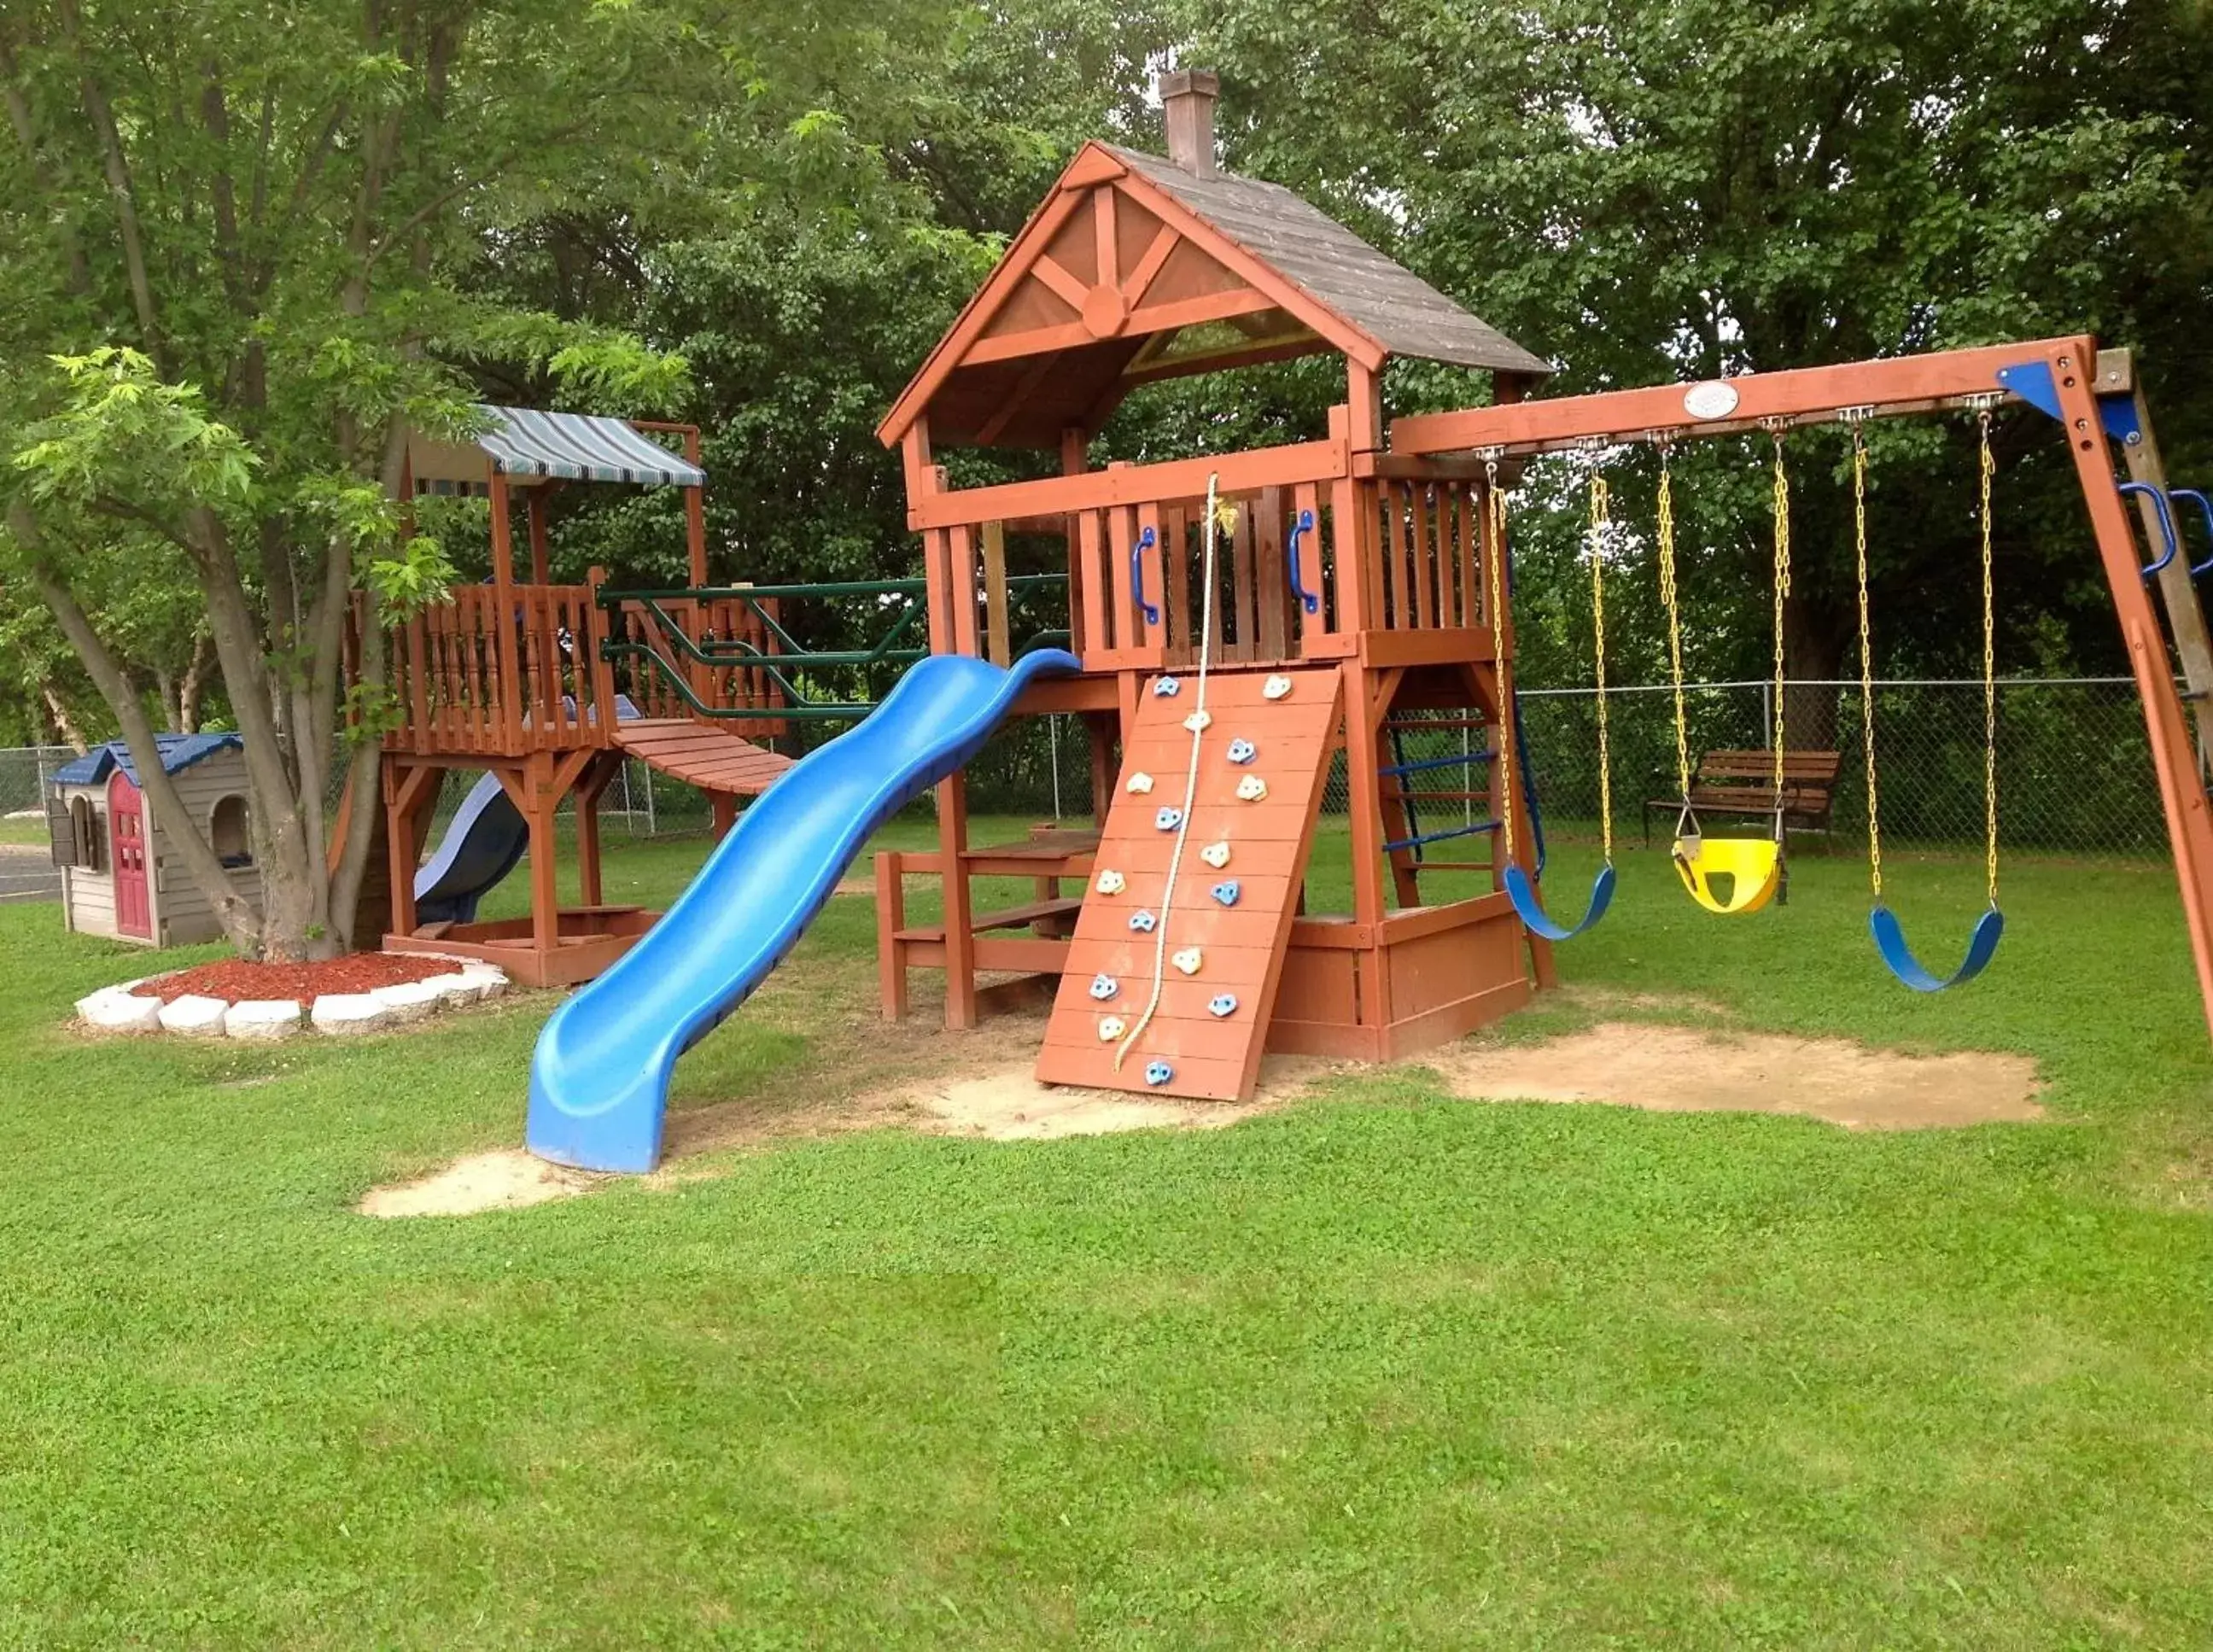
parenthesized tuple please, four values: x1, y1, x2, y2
(1106, 145, 1550, 377)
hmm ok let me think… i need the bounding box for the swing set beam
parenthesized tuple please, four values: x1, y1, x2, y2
(1395, 334, 2213, 1046)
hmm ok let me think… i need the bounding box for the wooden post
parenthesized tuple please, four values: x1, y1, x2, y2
(683, 427, 709, 587)
(575, 752, 622, 908)
(488, 466, 524, 748)
(982, 520, 1010, 666)
(2107, 361, 2213, 773)
(711, 791, 738, 840)
(521, 752, 560, 959)
(2052, 346, 2213, 1040)
(876, 850, 909, 1020)
(938, 772, 978, 1029)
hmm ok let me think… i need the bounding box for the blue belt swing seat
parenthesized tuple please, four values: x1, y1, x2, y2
(1495, 464, 1616, 942)
(1853, 414, 2006, 992)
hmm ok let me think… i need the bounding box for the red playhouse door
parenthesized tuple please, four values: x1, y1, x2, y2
(108, 770, 152, 939)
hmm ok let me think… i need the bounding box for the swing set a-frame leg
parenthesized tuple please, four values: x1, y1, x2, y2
(2053, 346, 2213, 1042)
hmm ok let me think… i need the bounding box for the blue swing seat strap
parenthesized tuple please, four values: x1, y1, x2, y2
(1869, 904, 2004, 992)
(1504, 862, 1616, 943)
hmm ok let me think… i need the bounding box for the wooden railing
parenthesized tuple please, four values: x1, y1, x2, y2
(908, 416, 1504, 674)
(379, 581, 612, 756)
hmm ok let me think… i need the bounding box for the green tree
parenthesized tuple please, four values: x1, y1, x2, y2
(0, 1, 703, 958)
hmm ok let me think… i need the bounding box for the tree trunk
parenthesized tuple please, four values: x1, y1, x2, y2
(40, 683, 88, 752)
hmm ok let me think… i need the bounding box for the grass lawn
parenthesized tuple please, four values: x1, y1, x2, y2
(3, 816, 2211, 1648)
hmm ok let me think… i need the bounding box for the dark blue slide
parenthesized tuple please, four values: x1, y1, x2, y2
(526, 649, 1080, 1173)
(414, 697, 638, 925)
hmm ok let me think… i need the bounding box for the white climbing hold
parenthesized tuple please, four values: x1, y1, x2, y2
(1200, 842, 1231, 869)
(1171, 948, 1202, 976)
(225, 999, 305, 1040)
(1263, 674, 1293, 700)
(158, 995, 230, 1037)
(1095, 869, 1126, 896)
(1235, 774, 1269, 802)
(1182, 709, 1212, 733)
(1125, 771, 1155, 795)
(1097, 1016, 1126, 1042)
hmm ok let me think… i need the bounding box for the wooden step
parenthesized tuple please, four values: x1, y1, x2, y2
(1035, 667, 1343, 1103)
(613, 718, 793, 794)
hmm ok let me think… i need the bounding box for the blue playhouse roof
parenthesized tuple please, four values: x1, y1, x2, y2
(52, 733, 244, 787)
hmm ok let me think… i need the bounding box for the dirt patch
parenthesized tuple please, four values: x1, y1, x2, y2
(1429, 1021, 2041, 1130)
(358, 1149, 593, 1217)
(148, 952, 457, 1005)
(901, 1052, 1330, 1141)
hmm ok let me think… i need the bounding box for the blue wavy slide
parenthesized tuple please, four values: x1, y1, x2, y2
(527, 648, 1080, 1173)
(414, 697, 638, 925)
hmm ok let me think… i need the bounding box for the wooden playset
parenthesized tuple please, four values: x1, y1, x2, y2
(359, 70, 2213, 1124)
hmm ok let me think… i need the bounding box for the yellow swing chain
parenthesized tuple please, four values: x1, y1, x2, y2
(1853, 426, 1883, 902)
(1978, 411, 2000, 909)
(1485, 460, 1515, 867)
(1654, 444, 1692, 803)
(1769, 435, 1792, 814)
(1588, 471, 1614, 864)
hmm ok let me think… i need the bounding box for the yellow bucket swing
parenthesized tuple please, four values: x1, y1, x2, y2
(1657, 435, 1790, 916)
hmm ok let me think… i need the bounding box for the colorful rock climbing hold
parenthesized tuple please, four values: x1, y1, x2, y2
(1212, 880, 1240, 907)
(1208, 994, 1238, 1018)
(1171, 948, 1202, 976)
(1263, 674, 1293, 700)
(1125, 771, 1154, 794)
(1153, 676, 1181, 697)
(1200, 841, 1231, 869)
(1155, 807, 1183, 831)
(1097, 1016, 1126, 1042)
(1227, 738, 1256, 764)
(1129, 909, 1157, 933)
(1095, 869, 1126, 896)
(1089, 973, 1119, 1001)
(1182, 709, 1212, 733)
(1235, 774, 1269, 802)
(1144, 1059, 1174, 1087)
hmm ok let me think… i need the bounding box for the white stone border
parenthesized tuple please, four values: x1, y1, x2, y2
(74, 954, 511, 1041)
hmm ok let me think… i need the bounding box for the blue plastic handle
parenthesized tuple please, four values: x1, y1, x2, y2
(2173, 488, 2213, 578)
(1287, 509, 1320, 615)
(1130, 525, 1159, 627)
(2118, 482, 2180, 578)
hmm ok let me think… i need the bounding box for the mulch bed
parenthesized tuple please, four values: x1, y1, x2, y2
(143, 953, 458, 1006)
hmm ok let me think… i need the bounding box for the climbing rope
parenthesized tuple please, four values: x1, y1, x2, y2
(1115, 475, 1227, 1070)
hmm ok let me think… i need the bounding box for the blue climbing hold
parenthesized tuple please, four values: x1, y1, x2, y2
(1129, 909, 1157, 932)
(1212, 880, 1240, 907)
(1144, 1059, 1173, 1086)
(1089, 973, 1118, 1001)
(1228, 738, 1256, 764)
(1208, 994, 1238, 1018)
(1155, 807, 1182, 831)
(1153, 676, 1181, 697)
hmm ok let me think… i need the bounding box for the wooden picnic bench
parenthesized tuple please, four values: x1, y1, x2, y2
(1643, 749, 1843, 847)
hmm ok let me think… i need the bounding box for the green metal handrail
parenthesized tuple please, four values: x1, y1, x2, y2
(599, 572, 1070, 721)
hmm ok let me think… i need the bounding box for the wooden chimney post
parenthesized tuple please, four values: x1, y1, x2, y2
(1160, 68, 1218, 177)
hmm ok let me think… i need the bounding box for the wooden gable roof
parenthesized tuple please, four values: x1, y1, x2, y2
(877, 141, 1550, 452)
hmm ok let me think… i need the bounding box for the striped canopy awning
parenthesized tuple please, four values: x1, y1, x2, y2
(403, 406, 704, 497)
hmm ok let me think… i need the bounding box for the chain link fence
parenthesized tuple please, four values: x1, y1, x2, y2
(6, 676, 2179, 862)
(961, 677, 2176, 861)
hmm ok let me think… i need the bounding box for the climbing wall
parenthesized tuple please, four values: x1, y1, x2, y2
(1035, 667, 1343, 1101)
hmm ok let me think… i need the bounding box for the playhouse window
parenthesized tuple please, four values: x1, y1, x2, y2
(211, 795, 252, 867)
(53, 795, 102, 870)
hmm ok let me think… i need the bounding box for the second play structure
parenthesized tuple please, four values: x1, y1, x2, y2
(347, 73, 2213, 1172)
